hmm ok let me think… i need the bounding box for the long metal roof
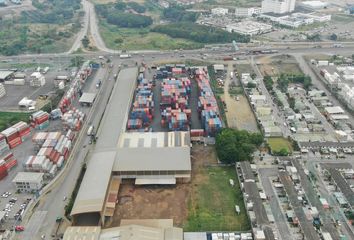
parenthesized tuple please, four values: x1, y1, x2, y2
(71, 150, 115, 216)
(114, 147, 191, 172)
(71, 68, 137, 216)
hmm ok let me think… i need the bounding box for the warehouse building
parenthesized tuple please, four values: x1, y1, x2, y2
(12, 172, 44, 192)
(226, 21, 273, 35)
(64, 219, 183, 240)
(71, 68, 192, 226)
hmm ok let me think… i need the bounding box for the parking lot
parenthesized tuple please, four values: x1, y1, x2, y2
(0, 60, 72, 111)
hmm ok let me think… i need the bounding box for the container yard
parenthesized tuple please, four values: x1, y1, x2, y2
(128, 64, 221, 135)
(127, 70, 154, 131)
(1, 121, 31, 149)
(58, 61, 92, 113)
(194, 67, 223, 136)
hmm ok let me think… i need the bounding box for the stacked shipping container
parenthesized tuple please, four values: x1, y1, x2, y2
(158, 65, 191, 131)
(0, 153, 18, 180)
(59, 62, 92, 113)
(31, 111, 50, 130)
(0, 133, 9, 155)
(26, 131, 74, 172)
(1, 121, 31, 149)
(127, 71, 154, 131)
(61, 108, 85, 131)
(195, 68, 222, 136)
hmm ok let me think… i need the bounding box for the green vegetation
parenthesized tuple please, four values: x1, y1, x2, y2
(162, 5, 199, 22)
(23, 0, 81, 24)
(152, 23, 250, 44)
(263, 75, 274, 91)
(185, 166, 250, 231)
(0, 0, 82, 55)
(65, 163, 87, 218)
(267, 137, 293, 155)
(107, 12, 152, 28)
(277, 73, 312, 92)
(99, 21, 202, 50)
(216, 128, 263, 164)
(0, 112, 30, 131)
(332, 14, 354, 23)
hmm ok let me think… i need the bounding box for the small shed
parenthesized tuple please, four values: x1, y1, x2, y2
(79, 92, 96, 106)
(213, 64, 225, 72)
(0, 71, 14, 81)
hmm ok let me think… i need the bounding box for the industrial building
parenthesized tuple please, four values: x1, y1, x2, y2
(234, 7, 261, 17)
(211, 7, 228, 15)
(261, 0, 296, 14)
(300, 1, 328, 10)
(64, 219, 183, 240)
(71, 68, 191, 226)
(12, 172, 44, 192)
(226, 21, 273, 35)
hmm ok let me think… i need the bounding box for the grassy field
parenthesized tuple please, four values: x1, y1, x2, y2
(332, 14, 354, 23)
(184, 166, 250, 231)
(99, 20, 203, 50)
(0, 112, 31, 132)
(267, 137, 293, 153)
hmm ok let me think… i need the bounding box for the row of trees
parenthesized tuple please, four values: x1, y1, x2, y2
(107, 12, 153, 28)
(277, 73, 312, 92)
(152, 23, 250, 44)
(216, 128, 263, 164)
(162, 5, 199, 22)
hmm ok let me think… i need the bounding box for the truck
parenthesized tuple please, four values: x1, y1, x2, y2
(87, 125, 94, 136)
(42, 67, 49, 74)
(120, 54, 131, 59)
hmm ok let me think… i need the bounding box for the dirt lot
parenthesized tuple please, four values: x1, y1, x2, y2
(109, 145, 249, 231)
(258, 55, 302, 77)
(108, 145, 216, 227)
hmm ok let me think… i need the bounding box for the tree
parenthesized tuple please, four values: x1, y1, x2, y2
(215, 128, 263, 164)
(115, 1, 126, 10)
(263, 75, 273, 91)
(70, 56, 84, 67)
(329, 33, 337, 41)
(247, 82, 256, 88)
(81, 35, 90, 48)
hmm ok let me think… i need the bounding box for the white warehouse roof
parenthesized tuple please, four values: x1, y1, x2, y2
(12, 172, 44, 183)
(325, 106, 344, 115)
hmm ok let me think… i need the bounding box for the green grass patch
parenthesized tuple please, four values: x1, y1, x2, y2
(184, 166, 250, 231)
(332, 14, 354, 23)
(0, 112, 31, 132)
(295, 22, 326, 31)
(267, 137, 293, 153)
(99, 20, 203, 50)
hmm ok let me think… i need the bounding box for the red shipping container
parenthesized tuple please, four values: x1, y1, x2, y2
(0, 164, 8, 180)
(5, 159, 17, 171)
(8, 137, 22, 149)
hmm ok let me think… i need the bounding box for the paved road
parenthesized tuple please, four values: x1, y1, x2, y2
(259, 168, 292, 240)
(67, 0, 90, 54)
(293, 53, 354, 127)
(279, 171, 320, 240)
(240, 162, 275, 240)
(292, 159, 341, 240)
(250, 56, 291, 137)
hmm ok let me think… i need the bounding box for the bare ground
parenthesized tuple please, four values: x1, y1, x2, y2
(108, 145, 217, 228)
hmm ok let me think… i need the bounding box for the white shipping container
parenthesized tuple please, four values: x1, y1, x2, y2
(13, 79, 25, 85)
(318, 60, 329, 66)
